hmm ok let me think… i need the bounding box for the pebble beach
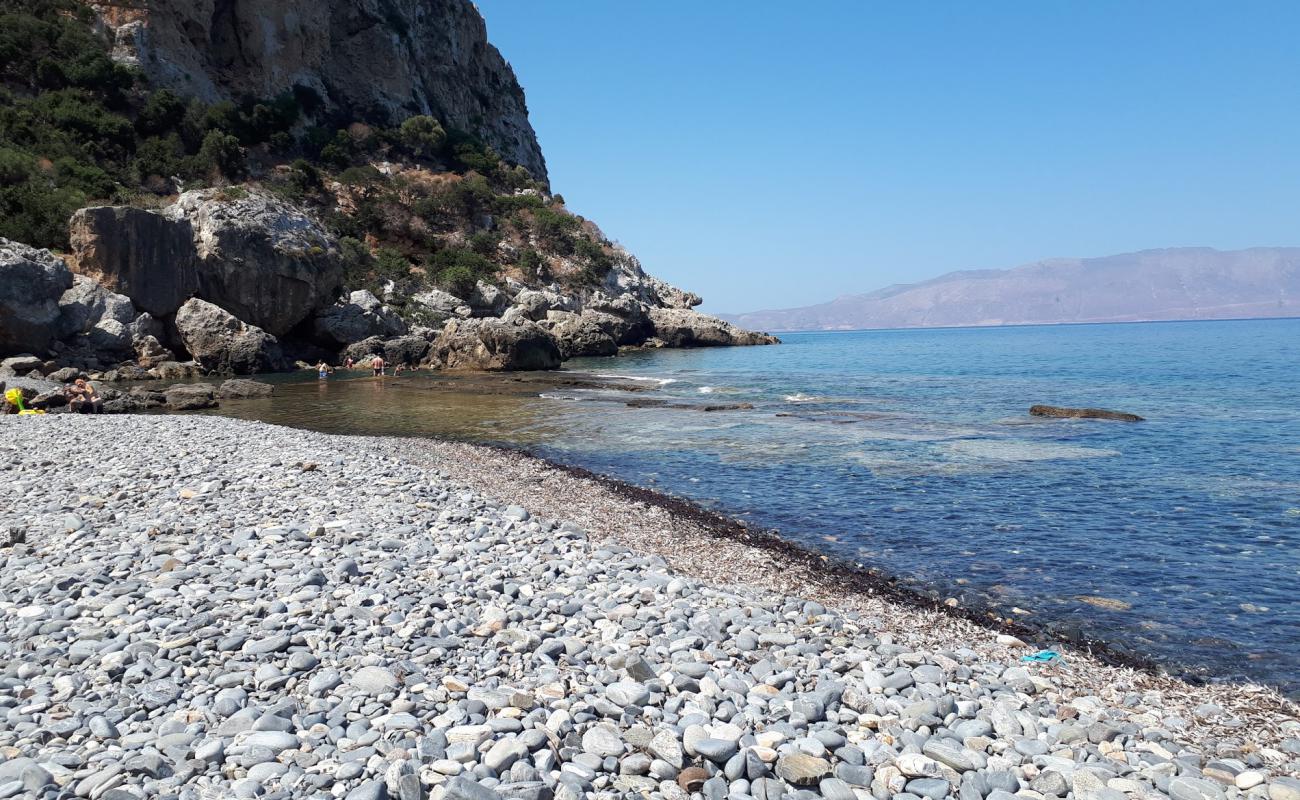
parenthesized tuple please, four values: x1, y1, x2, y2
(0, 415, 1297, 800)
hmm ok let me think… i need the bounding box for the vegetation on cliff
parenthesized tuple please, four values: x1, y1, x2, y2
(0, 0, 619, 308)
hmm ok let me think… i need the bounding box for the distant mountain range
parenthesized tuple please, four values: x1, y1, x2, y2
(721, 247, 1300, 332)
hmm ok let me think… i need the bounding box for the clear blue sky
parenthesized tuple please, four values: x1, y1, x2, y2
(475, 1, 1300, 314)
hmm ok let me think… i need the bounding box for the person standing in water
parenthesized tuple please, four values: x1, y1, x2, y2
(344, 356, 355, 370)
(317, 361, 332, 379)
(371, 355, 385, 377)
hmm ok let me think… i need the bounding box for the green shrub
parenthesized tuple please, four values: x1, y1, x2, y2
(431, 247, 495, 296)
(398, 115, 446, 158)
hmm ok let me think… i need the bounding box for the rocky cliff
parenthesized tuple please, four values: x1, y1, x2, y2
(723, 248, 1300, 332)
(99, 0, 548, 184)
(0, 1, 776, 378)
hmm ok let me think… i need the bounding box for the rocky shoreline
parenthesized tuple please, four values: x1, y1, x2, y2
(0, 415, 1296, 800)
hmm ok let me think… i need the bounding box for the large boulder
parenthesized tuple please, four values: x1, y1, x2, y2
(429, 318, 561, 371)
(173, 298, 286, 374)
(57, 274, 136, 338)
(68, 206, 197, 317)
(584, 293, 655, 345)
(468, 280, 509, 316)
(218, 379, 274, 399)
(544, 311, 621, 358)
(164, 383, 219, 410)
(312, 290, 408, 346)
(0, 238, 74, 357)
(341, 335, 432, 367)
(166, 188, 343, 336)
(647, 308, 780, 348)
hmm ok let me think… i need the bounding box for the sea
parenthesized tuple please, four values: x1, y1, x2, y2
(205, 318, 1300, 695)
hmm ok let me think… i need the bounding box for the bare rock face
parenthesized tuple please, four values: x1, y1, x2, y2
(341, 335, 432, 367)
(429, 318, 561, 371)
(57, 275, 137, 341)
(0, 238, 75, 357)
(647, 308, 781, 348)
(101, 0, 547, 183)
(173, 298, 286, 375)
(68, 206, 197, 317)
(166, 189, 343, 337)
(312, 290, 408, 347)
(543, 311, 622, 359)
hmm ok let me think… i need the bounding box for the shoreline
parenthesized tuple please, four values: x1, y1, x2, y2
(376, 434, 1300, 744)
(2, 414, 1297, 800)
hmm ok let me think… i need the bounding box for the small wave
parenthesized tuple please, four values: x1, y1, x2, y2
(783, 393, 824, 403)
(538, 393, 578, 401)
(698, 386, 716, 394)
(593, 373, 678, 386)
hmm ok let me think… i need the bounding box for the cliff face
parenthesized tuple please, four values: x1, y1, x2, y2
(101, 0, 548, 184)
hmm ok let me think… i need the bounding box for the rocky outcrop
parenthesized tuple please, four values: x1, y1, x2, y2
(0, 239, 74, 357)
(342, 335, 432, 367)
(647, 308, 780, 348)
(543, 312, 621, 358)
(167, 189, 343, 337)
(99, 0, 547, 183)
(409, 289, 473, 327)
(429, 318, 561, 371)
(313, 290, 407, 347)
(68, 206, 197, 317)
(1030, 405, 1145, 422)
(173, 299, 286, 375)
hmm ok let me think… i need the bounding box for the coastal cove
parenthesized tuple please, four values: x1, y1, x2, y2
(190, 319, 1300, 697)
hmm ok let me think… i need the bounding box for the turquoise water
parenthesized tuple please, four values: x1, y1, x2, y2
(553, 319, 1300, 692)
(208, 318, 1300, 692)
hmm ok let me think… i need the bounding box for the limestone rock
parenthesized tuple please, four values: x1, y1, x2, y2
(173, 299, 286, 375)
(429, 318, 561, 371)
(648, 308, 780, 348)
(0, 238, 74, 357)
(164, 383, 218, 410)
(97, 0, 548, 184)
(166, 188, 342, 336)
(313, 290, 408, 346)
(342, 335, 432, 367)
(67, 206, 197, 316)
(217, 379, 275, 399)
(544, 312, 621, 359)
(57, 275, 137, 340)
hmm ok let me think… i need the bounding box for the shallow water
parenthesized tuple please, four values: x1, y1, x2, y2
(206, 319, 1300, 693)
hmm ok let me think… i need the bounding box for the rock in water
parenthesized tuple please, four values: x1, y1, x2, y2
(647, 308, 780, 348)
(312, 290, 408, 347)
(217, 379, 274, 399)
(164, 384, 219, 411)
(173, 299, 286, 375)
(68, 206, 198, 317)
(1029, 405, 1144, 422)
(0, 238, 74, 357)
(166, 188, 342, 337)
(430, 318, 562, 371)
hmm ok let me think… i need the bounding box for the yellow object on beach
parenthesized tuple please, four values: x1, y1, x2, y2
(5, 387, 45, 415)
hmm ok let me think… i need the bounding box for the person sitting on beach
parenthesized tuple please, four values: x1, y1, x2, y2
(65, 378, 103, 414)
(371, 355, 385, 377)
(317, 361, 332, 380)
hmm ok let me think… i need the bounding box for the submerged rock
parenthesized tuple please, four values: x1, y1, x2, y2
(1029, 405, 1144, 422)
